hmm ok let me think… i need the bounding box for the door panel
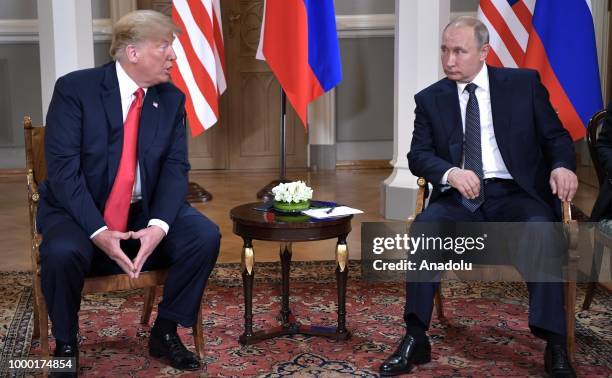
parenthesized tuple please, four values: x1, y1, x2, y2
(226, 0, 307, 169)
(137, 0, 308, 170)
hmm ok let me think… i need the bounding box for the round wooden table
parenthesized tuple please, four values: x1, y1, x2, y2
(230, 202, 353, 345)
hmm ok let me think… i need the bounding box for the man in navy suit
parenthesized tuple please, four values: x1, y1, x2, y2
(38, 10, 219, 374)
(379, 17, 577, 377)
(591, 101, 612, 221)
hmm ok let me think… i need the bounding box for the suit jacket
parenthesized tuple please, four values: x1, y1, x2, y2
(590, 102, 612, 221)
(407, 65, 576, 217)
(38, 62, 197, 236)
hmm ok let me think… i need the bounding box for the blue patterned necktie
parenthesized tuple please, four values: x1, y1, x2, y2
(461, 83, 484, 212)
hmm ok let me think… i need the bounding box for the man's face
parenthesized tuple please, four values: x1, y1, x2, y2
(133, 34, 176, 86)
(441, 26, 489, 83)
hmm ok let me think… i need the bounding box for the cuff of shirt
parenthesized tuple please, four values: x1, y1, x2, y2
(148, 219, 169, 235)
(441, 167, 459, 185)
(90, 226, 108, 239)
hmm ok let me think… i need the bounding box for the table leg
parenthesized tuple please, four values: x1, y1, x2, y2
(280, 242, 293, 325)
(240, 238, 255, 344)
(237, 233, 352, 344)
(335, 235, 350, 338)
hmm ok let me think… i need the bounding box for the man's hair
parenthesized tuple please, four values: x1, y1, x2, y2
(444, 16, 490, 48)
(109, 10, 181, 60)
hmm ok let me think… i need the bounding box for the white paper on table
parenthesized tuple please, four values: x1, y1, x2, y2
(302, 206, 363, 219)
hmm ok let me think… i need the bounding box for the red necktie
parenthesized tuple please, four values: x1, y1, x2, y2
(104, 88, 144, 231)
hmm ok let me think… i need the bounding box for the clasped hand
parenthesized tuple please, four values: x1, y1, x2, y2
(92, 226, 166, 278)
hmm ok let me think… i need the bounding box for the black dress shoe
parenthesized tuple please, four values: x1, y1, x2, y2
(149, 330, 201, 371)
(545, 343, 576, 378)
(379, 334, 431, 376)
(50, 341, 78, 377)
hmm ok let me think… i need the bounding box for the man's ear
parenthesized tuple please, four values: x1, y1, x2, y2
(125, 44, 139, 63)
(480, 43, 490, 62)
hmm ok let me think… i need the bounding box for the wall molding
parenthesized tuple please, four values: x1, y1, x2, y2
(336, 14, 395, 38)
(309, 13, 394, 167)
(0, 18, 112, 44)
(333, 12, 475, 39)
(0, 13, 399, 43)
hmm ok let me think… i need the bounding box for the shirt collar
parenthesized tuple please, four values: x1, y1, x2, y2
(456, 63, 489, 94)
(115, 61, 147, 100)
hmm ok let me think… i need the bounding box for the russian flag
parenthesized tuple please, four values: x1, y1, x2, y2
(524, 0, 602, 140)
(257, 0, 342, 128)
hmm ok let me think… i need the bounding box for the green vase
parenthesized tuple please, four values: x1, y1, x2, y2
(273, 200, 310, 213)
(276, 214, 311, 223)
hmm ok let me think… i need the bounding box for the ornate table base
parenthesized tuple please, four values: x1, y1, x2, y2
(239, 239, 350, 345)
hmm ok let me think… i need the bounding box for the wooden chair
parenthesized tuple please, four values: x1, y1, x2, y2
(24, 116, 205, 358)
(584, 109, 610, 310)
(409, 176, 579, 363)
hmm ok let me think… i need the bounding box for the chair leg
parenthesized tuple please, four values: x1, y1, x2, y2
(35, 282, 50, 358)
(32, 295, 40, 339)
(434, 285, 444, 320)
(583, 237, 604, 310)
(582, 283, 597, 311)
(565, 260, 578, 365)
(141, 287, 156, 325)
(193, 300, 205, 360)
(31, 273, 50, 357)
(39, 307, 49, 358)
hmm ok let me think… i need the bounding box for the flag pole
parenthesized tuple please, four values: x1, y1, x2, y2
(280, 88, 287, 180)
(257, 88, 291, 201)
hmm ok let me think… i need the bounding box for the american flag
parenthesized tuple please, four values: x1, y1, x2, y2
(477, 0, 535, 68)
(171, 0, 226, 137)
(477, 0, 602, 140)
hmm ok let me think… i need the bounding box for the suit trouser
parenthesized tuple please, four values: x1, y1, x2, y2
(39, 202, 221, 344)
(404, 180, 567, 338)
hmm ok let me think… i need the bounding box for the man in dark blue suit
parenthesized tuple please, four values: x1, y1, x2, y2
(379, 17, 577, 377)
(37, 10, 220, 374)
(591, 101, 612, 221)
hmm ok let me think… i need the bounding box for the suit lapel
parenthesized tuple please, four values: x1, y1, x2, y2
(101, 63, 124, 190)
(435, 78, 463, 165)
(488, 66, 513, 164)
(136, 86, 161, 207)
(138, 86, 160, 160)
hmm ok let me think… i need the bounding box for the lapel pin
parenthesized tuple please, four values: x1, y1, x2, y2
(153, 101, 158, 108)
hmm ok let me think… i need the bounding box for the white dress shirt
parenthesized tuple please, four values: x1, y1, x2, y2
(90, 62, 169, 238)
(441, 63, 513, 184)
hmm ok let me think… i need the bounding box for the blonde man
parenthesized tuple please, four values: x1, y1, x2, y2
(38, 10, 219, 375)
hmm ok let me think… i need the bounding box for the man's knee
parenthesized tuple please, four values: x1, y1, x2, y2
(173, 214, 221, 262)
(413, 199, 461, 222)
(414, 209, 442, 222)
(197, 220, 221, 261)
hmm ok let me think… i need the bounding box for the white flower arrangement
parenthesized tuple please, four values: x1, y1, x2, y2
(271, 181, 313, 203)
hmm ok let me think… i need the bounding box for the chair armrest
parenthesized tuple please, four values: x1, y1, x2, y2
(562, 201, 579, 250)
(27, 169, 39, 204)
(408, 177, 429, 221)
(26, 168, 41, 249)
